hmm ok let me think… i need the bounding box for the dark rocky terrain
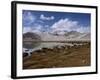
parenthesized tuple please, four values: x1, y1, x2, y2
(23, 42, 90, 69)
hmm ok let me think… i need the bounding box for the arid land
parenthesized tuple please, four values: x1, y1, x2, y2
(23, 42, 90, 69)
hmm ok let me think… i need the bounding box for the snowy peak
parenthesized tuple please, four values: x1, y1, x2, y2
(50, 30, 68, 36)
(23, 30, 90, 41)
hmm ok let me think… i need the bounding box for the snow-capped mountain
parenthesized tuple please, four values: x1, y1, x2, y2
(23, 30, 90, 41)
(64, 31, 81, 39)
(77, 33, 90, 40)
(50, 30, 68, 36)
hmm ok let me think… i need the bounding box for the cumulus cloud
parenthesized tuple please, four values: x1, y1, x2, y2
(23, 27, 32, 33)
(23, 12, 36, 26)
(40, 14, 55, 20)
(51, 18, 90, 33)
(23, 24, 42, 33)
(76, 26, 90, 33)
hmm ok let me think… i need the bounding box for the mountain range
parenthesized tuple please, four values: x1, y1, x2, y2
(23, 30, 90, 41)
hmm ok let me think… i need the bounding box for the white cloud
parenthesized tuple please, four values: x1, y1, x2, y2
(23, 24, 42, 34)
(51, 18, 90, 33)
(23, 27, 32, 33)
(40, 14, 55, 20)
(37, 20, 44, 23)
(45, 25, 49, 28)
(23, 12, 36, 26)
(77, 26, 90, 33)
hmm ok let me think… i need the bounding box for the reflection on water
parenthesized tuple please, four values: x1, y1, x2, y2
(23, 41, 41, 49)
(23, 41, 73, 53)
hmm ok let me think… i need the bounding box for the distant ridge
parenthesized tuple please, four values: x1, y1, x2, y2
(23, 31, 90, 41)
(23, 32, 41, 41)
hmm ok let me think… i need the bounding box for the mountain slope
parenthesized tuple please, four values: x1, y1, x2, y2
(23, 31, 90, 41)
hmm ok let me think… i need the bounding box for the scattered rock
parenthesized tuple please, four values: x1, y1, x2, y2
(82, 60, 86, 63)
(23, 53, 28, 57)
(41, 53, 46, 56)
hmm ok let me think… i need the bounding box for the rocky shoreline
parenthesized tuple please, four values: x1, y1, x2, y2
(23, 42, 90, 69)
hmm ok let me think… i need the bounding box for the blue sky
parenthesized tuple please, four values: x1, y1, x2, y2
(22, 10, 91, 33)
